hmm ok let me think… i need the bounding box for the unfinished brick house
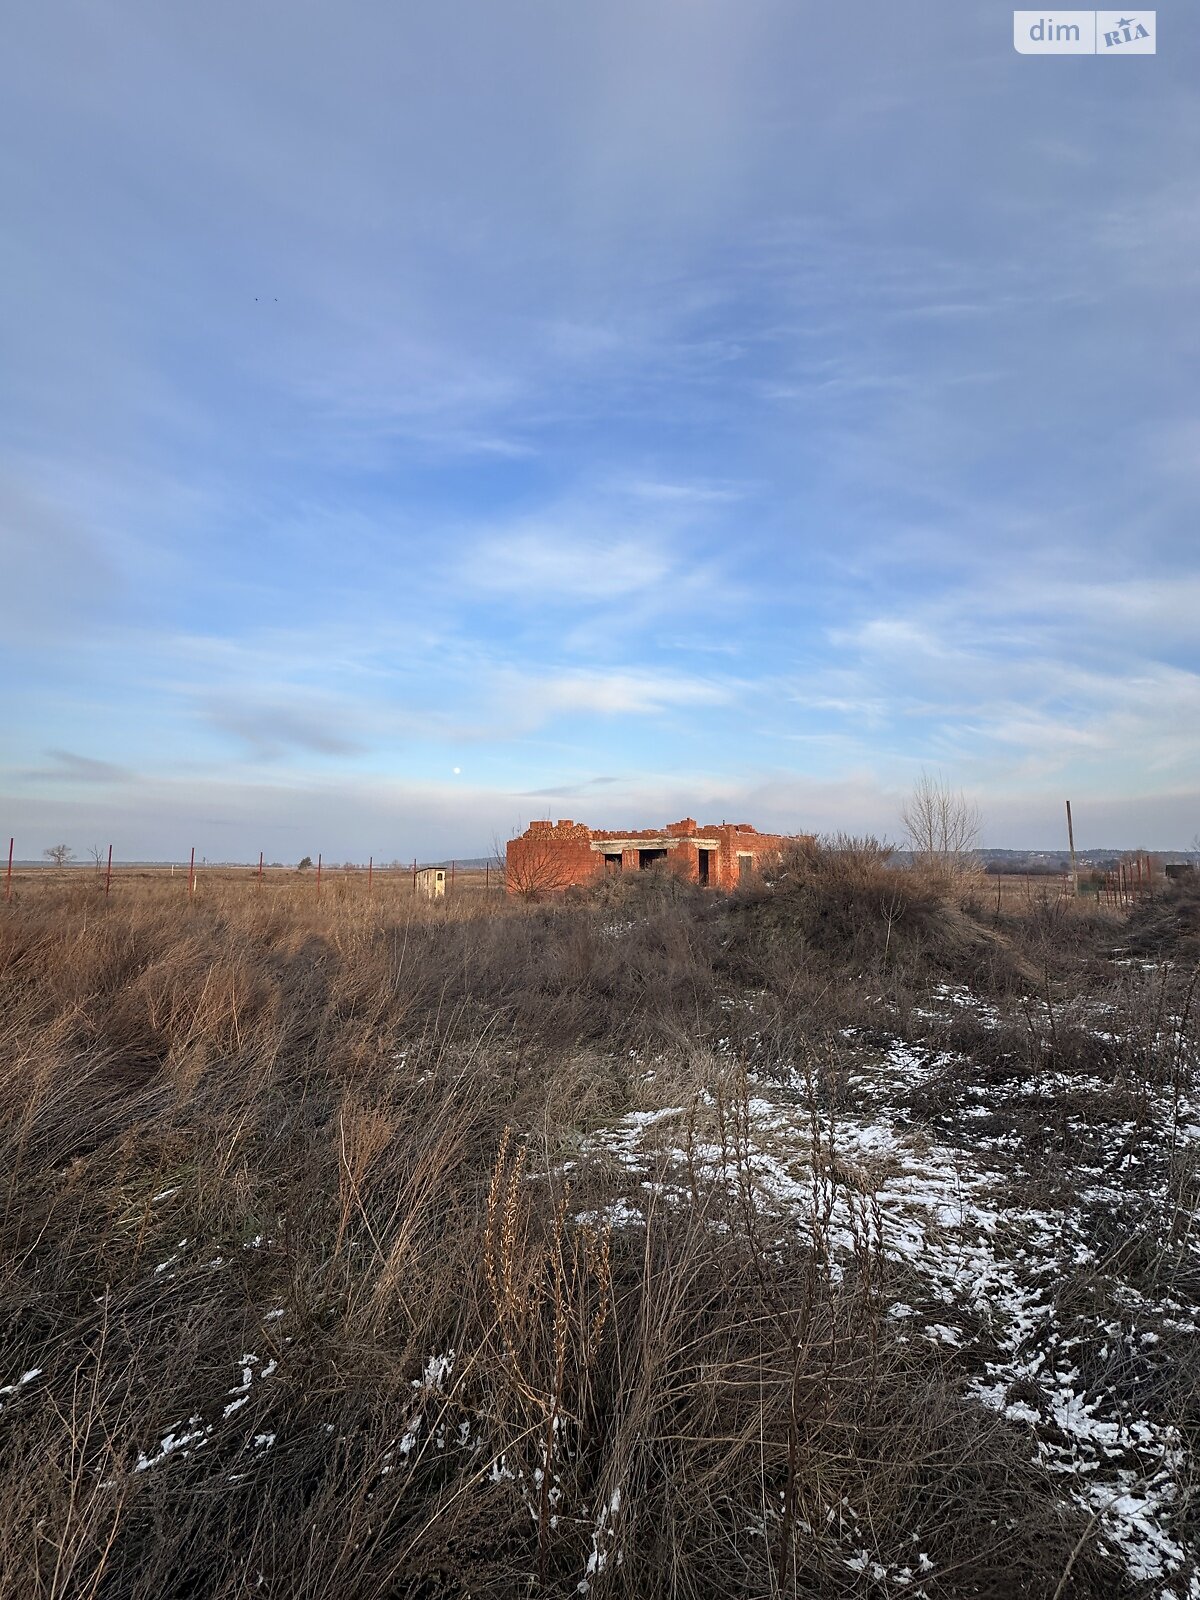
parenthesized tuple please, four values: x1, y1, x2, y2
(505, 817, 794, 895)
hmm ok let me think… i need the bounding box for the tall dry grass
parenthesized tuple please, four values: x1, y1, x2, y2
(0, 862, 1170, 1597)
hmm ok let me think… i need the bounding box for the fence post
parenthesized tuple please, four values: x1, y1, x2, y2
(316, 853, 322, 899)
(451, 859, 456, 890)
(412, 857, 417, 893)
(258, 851, 264, 889)
(1065, 800, 1077, 898)
(188, 846, 195, 902)
(4, 837, 12, 903)
(105, 844, 112, 899)
(367, 855, 373, 897)
(485, 861, 489, 891)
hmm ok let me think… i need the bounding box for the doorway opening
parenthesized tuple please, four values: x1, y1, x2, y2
(698, 848, 713, 886)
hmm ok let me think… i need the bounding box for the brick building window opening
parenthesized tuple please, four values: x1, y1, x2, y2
(603, 852, 622, 872)
(737, 852, 753, 884)
(698, 848, 714, 886)
(638, 848, 668, 871)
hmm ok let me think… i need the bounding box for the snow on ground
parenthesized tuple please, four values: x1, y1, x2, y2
(130, 1351, 280, 1475)
(567, 986, 1200, 1598)
(0, 1366, 43, 1415)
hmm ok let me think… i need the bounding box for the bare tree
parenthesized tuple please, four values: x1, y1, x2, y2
(44, 844, 74, 869)
(901, 774, 981, 892)
(88, 845, 105, 871)
(502, 826, 580, 900)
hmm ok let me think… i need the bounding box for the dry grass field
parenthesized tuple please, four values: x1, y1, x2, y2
(0, 849, 1196, 1598)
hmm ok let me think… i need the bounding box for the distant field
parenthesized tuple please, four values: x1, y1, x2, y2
(5, 860, 502, 904)
(0, 851, 1196, 1598)
(986, 870, 1072, 908)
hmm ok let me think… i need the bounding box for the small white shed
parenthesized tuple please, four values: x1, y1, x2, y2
(415, 867, 446, 899)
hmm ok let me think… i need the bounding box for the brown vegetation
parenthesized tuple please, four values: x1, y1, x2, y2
(0, 854, 1194, 1597)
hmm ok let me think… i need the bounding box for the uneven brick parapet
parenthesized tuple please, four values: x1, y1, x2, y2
(505, 817, 805, 895)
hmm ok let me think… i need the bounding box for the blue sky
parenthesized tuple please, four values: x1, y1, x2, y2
(2, 1, 1198, 860)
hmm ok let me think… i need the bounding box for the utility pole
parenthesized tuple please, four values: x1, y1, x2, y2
(1065, 800, 1078, 898)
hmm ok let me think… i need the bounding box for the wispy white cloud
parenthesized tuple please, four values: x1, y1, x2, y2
(461, 528, 674, 602)
(494, 666, 732, 724)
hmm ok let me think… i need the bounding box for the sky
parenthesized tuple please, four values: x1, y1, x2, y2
(2, 1, 1198, 861)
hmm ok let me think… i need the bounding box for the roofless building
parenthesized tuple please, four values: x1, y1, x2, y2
(505, 817, 798, 894)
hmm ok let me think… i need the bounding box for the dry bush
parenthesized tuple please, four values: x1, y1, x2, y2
(1124, 876, 1200, 963)
(504, 834, 582, 900)
(725, 834, 1035, 1009)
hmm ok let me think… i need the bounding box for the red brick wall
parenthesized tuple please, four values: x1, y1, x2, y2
(505, 819, 601, 894)
(505, 818, 800, 894)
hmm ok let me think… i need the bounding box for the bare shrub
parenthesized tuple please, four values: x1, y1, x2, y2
(732, 833, 1020, 993)
(504, 830, 582, 900)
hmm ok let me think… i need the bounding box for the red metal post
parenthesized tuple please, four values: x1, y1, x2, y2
(486, 861, 490, 891)
(412, 857, 417, 892)
(4, 837, 12, 903)
(316, 853, 322, 898)
(367, 855, 373, 896)
(105, 844, 112, 899)
(450, 858, 455, 889)
(188, 846, 195, 901)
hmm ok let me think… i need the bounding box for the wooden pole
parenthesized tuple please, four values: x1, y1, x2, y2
(412, 857, 417, 893)
(450, 859, 456, 889)
(4, 837, 12, 903)
(1065, 800, 1078, 897)
(105, 844, 112, 899)
(316, 853, 322, 899)
(258, 851, 264, 888)
(188, 846, 195, 901)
